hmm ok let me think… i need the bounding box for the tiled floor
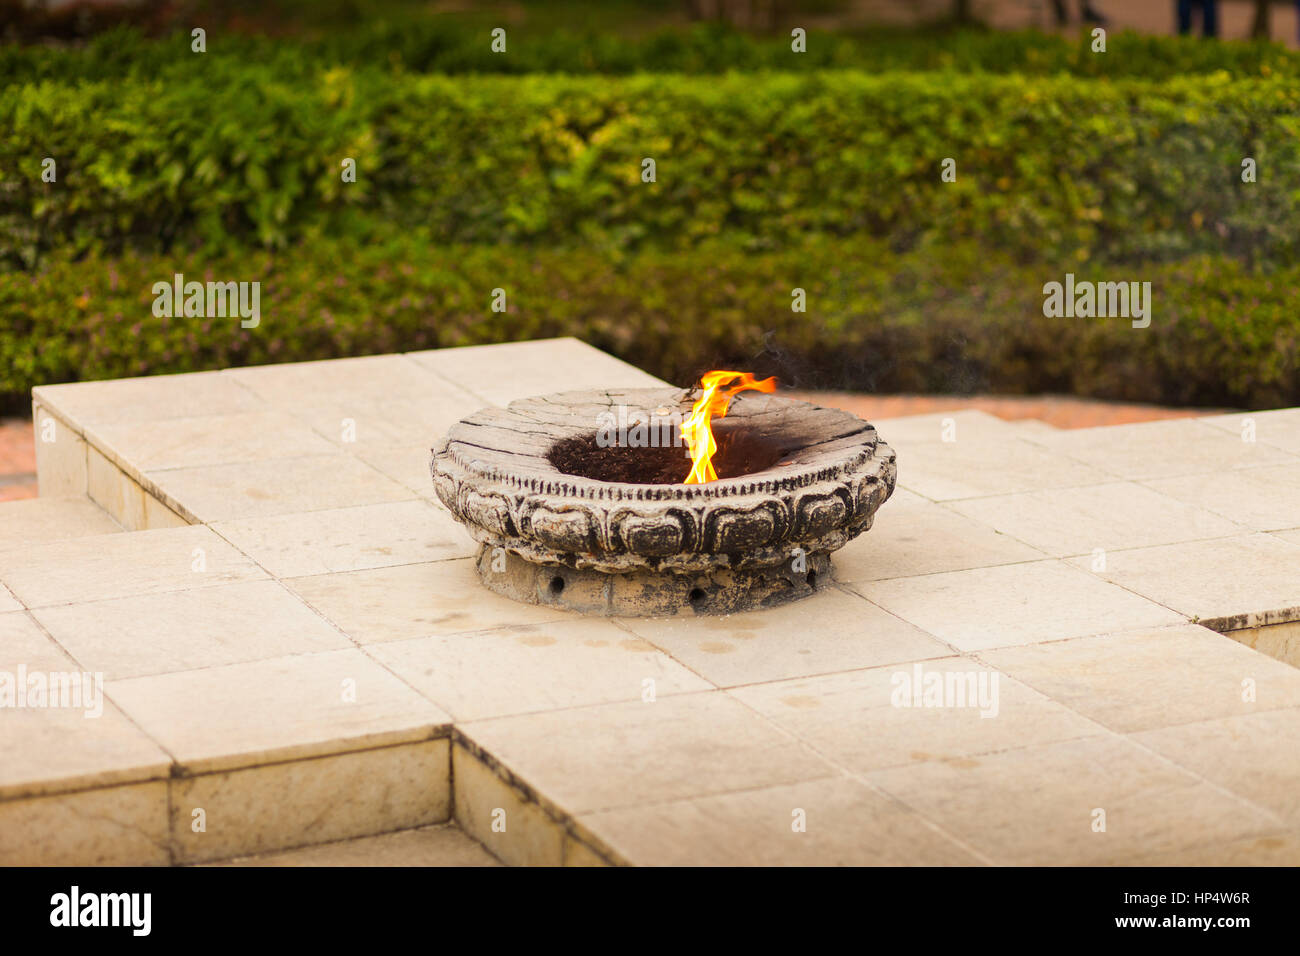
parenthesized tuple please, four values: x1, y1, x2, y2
(3, 337, 1299, 866)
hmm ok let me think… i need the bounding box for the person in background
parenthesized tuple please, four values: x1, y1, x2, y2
(1176, 0, 1220, 37)
(1052, 1, 1108, 24)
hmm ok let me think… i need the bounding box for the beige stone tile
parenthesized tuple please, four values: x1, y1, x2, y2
(453, 744, 565, 866)
(407, 337, 668, 406)
(982, 625, 1300, 734)
(225, 354, 451, 406)
(948, 482, 1243, 558)
(1, 608, 63, 666)
(563, 835, 615, 866)
(32, 406, 86, 497)
(1011, 419, 1060, 438)
(882, 486, 931, 508)
(1031, 418, 1296, 481)
(0, 612, 171, 799)
(87, 445, 149, 530)
(286, 559, 570, 645)
(1198, 408, 1300, 455)
(107, 648, 451, 774)
(145, 454, 415, 522)
(1125, 830, 1300, 866)
(355, 445, 440, 497)
(33, 580, 351, 680)
(866, 735, 1278, 865)
(855, 560, 1183, 651)
(0, 496, 121, 550)
(894, 437, 1111, 501)
(0, 584, 19, 613)
(370, 619, 711, 721)
(0, 701, 171, 801)
(870, 409, 1023, 447)
(1067, 533, 1300, 630)
(212, 500, 475, 579)
(461, 692, 838, 815)
(105, 468, 189, 530)
(1133, 709, 1300, 826)
(1226, 618, 1300, 669)
(621, 588, 949, 686)
(214, 823, 499, 867)
(289, 395, 483, 453)
(579, 776, 981, 866)
(730, 658, 1102, 773)
(1143, 464, 1300, 533)
(144, 492, 189, 529)
(833, 498, 1046, 583)
(33, 370, 261, 427)
(0, 781, 169, 866)
(88, 410, 336, 472)
(172, 738, 451, 864)
(0, 525, 266, 608)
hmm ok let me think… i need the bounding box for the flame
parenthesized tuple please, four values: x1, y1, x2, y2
(681, 370, 777, 484)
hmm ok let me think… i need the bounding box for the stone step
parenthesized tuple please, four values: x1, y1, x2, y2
(1008, 419, 1060, 437)
(0, 495, 123, 550)
(206, 823, 500, 867)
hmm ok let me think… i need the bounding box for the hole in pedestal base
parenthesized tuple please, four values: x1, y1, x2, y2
(688, 587, 707, 606)
(806, 570, 818, 588)
(549, 576, 566, 597)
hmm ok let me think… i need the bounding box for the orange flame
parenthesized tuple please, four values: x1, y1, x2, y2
(681, 370, 777, 484)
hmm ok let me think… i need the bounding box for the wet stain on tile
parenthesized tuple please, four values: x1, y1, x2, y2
(698, 641, 736, 654)
(780, 695, 823, 709)
(517, 633, 558, 647)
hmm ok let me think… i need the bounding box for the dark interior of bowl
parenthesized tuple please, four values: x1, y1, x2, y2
(548, 422, 787, 484)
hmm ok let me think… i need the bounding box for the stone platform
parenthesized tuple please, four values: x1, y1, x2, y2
(3, 337, 1300, 865)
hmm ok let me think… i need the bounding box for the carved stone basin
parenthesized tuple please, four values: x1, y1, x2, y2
(430, 388, 896, 615)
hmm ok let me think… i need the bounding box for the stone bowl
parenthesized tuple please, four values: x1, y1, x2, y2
(431, 387, 895, 615)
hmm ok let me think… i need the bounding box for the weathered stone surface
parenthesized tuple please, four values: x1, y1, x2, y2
(477, 545, 835, 617)
(431, 388, 895, 614)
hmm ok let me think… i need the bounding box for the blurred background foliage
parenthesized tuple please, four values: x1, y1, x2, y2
(2, 0, 1297, 409)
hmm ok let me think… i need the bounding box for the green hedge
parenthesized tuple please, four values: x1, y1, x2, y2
(5, 70, 1299, 269)
(4, 24, 1300, 85)
(3, 233, 1296, 411)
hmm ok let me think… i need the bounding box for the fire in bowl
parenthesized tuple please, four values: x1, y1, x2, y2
(430, 378, 896, 616)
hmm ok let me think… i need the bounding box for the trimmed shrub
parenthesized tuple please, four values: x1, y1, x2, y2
(3, 233, 1296, 411)
(4, 70, 1299, 268)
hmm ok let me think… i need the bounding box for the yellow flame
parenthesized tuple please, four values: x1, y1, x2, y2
(681, 370, 777, 484)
